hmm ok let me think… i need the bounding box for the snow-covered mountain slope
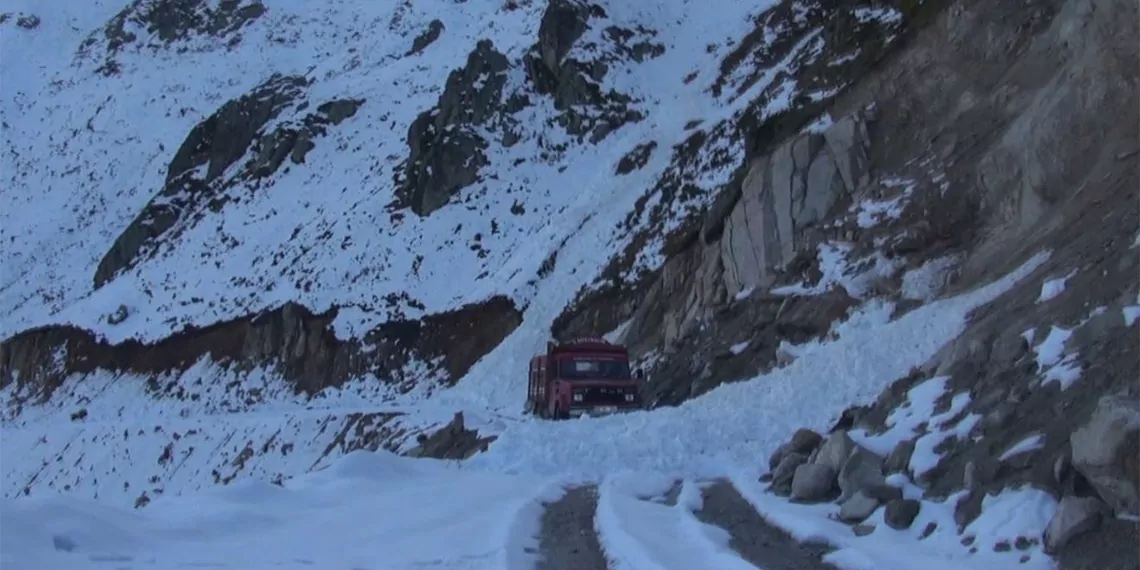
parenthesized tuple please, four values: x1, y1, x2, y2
(3, 0, 1139, 567)
(3, 255, 1064, 570)
(3, 0, 870, 343)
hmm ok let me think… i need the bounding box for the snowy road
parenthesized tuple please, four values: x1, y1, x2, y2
(0, 454, 837, 570)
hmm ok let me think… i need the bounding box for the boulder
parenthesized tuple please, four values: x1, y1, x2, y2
(838, 491, 881, 523)
(1070, 393, 1140, 516)
(791, 463, 837, 502)
(861, 482, 903, 503)
(1043, 496, 1107, 554)
(838, 446, 886, 501)
(814, 430, 857, 473)
(884, 498, 921, 530)
(770, 452, 809, 496)
(769, 428, 824, 470)
(884, 439, 916, 475)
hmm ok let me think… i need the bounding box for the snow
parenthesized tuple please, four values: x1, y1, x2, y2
(852, 177, 915, 229)
(1031, 325, 1083, 390)
(1, 451, 562, 570)
(1037, 270, 1076, 303)
(772, 241, 903, 298)
(730, 474, 1057, 570)
(999, 434, 1045, 462)
(1124, 305, 1140, 326)
(901, 254, 961, 301)
(849, 376, 953, 457)
(596, 475, 760, 570)
(849, 374, 979, 479)
(729, 341, 751, 355)
(1, 248, 1051, 569)
(0, 0, 775, 344)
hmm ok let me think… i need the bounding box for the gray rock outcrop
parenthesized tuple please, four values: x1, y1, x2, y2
(791, 463, 836, 502)
(395, 40, 511, 216)
(93, 75, 364, 288)
(1044, 496, 1107, 554)
(1070, 394, 1140, 516)
(87, 0, 266, 75)
(720, 116, 869, 299)
(0, 296, 522, 402)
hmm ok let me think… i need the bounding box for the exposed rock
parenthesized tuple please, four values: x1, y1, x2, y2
(405, 412, 497, 460)
(720, 115, 869, 299)
(837, 447, 886, 501)
(861, 482, 903, 503)
(1044, 496, 1106, 554)
(407, 19, 444, 55)
(883, 498, 921, 530)
(769, 452, 809, 496)
(93, 76, 364, 288)
(963, 457, 999, 490)
(395, 40, 511, 216)
(790, 428, 826, 455)
(107, 305, 130, 325)
(884, 439, 915, 475)
(769, 428, 825, 471)
(15, 13, 40, 29)
(838, 491, 880, 523)
(615, 141, 657, 175)
(86, 0, 266, 75)
(523, 0, 650, 141)
(790, 463, 837, 502)
(0, 296, 522, 401)
(1070, 393, 1140, 516)
(852, 523, 875, 537)
(814, 431, 857, 474)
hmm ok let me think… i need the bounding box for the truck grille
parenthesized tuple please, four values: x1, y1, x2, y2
(576, 386, 634, 405)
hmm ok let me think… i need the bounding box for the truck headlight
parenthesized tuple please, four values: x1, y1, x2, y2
(573, 393, 583, 402)
(625, 393, 635, 402)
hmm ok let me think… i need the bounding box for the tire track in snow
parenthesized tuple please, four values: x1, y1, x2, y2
(692, 480, 841, 570)
(594, 476, 760, 570)
(535, 486, 609, 570)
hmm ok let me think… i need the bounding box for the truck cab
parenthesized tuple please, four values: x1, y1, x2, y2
(527, 338, 642, 419)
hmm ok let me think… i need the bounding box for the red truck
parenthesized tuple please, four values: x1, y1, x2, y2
(526, 337, 643, 419)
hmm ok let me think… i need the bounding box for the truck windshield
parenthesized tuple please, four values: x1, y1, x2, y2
(557, 357, 631, 380)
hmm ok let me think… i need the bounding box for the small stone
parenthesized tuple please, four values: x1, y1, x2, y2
(791, 463, 837, 502)
(862, 482, 904, 503)
(52, 535, 77, 552)
(815, 431, 857, 473)
(1014, 536, 1032, 550)
(961, 535, 976, 546)
(789, 428, 824, 455)
(853, 523, 876, 537)
(768, 443, 792, 471)
(838, 491, 880, 523)
(884, 498, 921, 530)
(838, 447, 886, 501)
(994, 540, 1012, 552)
(770, 452, 809, 496)
(919, 521, 938, 539)
(884, 439, 916, 475)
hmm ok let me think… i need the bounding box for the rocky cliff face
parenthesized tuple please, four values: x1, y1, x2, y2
(558, 0, 1137, 557)
(1, 296, 521, 406)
